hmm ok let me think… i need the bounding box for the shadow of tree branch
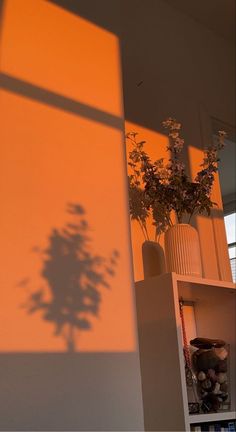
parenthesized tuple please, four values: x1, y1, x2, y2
(20, 203, 119, 352)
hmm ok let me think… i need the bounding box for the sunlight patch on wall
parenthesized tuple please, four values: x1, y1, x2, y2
(0, 0, 123, 117)
(188, 145, 221, 279)
(0, 1, 137, 353)
(0, 91, 136, 353)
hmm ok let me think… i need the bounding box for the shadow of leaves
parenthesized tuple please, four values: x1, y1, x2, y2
(21, 203, 119, 352)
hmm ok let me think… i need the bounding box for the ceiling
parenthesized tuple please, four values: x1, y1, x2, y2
(165, 0, 235, 44)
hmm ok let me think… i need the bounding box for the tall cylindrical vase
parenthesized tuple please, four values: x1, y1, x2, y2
(164, 224, 202, 277)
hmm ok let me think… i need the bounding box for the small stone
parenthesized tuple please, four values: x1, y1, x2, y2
(207, 369, 217, 381)
(216, 359, 227, 373)
(198, 371, 206, 381)
(220, 393, 228, 402)
(202, 393, 221, 412)
(196, 350, 219, 371)
(214, 347, 228, 360)
(213, 382, 221, 394)
(201, 379, 212, 390)
(216, 372, 227, 384)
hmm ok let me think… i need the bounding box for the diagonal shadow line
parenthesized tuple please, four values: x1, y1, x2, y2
(0, 72, 123, 130)
(46, 0, 121, 36)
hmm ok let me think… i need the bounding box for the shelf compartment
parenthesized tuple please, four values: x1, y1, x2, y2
(135, 272, 236, 431)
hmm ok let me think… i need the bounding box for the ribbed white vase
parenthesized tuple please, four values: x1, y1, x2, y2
(164, 224, 202, 277)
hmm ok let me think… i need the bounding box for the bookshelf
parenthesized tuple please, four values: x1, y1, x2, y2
(135, 273, 236, 431)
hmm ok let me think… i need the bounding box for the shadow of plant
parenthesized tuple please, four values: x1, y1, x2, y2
(22, 203, 119, 352)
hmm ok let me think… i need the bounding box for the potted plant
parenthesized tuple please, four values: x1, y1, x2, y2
(127, 118, 226, 277)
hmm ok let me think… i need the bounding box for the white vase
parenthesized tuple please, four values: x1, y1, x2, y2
(142, 240, 166, 279)
(164, 224, 202, 277)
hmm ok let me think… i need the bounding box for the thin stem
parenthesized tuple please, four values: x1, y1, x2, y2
(143, 222, 150, 241)
(177, 212, 183, 224)
(187, 199, 199, 224)
(188, 208, 197, 224)
(137, 218, 148, 241)
(166, 213, 173, 227)
(155, 228, 158, 242)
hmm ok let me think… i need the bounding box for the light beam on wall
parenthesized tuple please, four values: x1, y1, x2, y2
(0, 0, 137, 352)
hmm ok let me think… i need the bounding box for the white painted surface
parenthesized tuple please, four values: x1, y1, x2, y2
(136, 273, 236, 431)
(136, 273, 189, 431)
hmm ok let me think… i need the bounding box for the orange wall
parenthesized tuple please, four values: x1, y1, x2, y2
(0, 0, 137, 353)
